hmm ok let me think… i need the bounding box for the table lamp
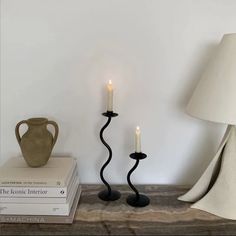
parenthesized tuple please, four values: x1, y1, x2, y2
(178, 33, 236, 220)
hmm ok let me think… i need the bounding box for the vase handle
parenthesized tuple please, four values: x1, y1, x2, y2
(47, 120, 59, 147)
(15, 120, 28, 144)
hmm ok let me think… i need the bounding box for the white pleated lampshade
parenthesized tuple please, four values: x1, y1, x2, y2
(187, 33, 236, 125)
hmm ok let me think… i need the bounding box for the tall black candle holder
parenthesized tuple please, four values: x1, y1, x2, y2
(98, 111, 121, 201)
(126, 152, 150, 207)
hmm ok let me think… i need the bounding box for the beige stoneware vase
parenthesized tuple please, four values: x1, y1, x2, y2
(15, 118, 59, 167)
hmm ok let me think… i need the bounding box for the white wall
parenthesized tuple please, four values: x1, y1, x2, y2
(1, 0, 235, 184)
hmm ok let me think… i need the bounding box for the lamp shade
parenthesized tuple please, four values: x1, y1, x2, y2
(187, 34, 236, 125)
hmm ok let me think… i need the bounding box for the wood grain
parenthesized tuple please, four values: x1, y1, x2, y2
(1, 185, 236, 235)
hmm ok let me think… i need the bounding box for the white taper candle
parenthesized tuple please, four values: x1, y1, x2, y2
(107, 80, 113, 112)
(135, 126, 141, 153)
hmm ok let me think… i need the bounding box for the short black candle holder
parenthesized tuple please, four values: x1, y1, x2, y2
(126, 152, 150, 207)
(98, 111, 121, 201)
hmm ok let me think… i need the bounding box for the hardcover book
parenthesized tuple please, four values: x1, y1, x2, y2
(0, 167, 78, 198)
(0, 187, 81, 224)
(0, 170, 79, 203)
(0, 180, 80, 215)
(0, 156, 76, 187)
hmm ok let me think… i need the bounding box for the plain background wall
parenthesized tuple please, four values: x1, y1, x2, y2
(1, 0, 235, 184)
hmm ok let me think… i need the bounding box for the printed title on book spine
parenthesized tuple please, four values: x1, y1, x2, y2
(0, 188, 48, 195)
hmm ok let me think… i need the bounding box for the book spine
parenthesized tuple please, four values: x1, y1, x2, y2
(0, 186, 67, 198)
(0, 180, 65, 187)
(0, 215, 73, 224)
(0, 202, 70, 216)
(0, 162, 77, 187)
(0, 196, 68, 204)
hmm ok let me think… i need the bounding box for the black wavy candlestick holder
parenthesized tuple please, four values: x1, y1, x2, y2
(98, 111, 121, 201)
(126, 152, 150, 207)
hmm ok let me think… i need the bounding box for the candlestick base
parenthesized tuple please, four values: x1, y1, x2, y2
(126, 194, 150, 207)
(98, 189, 121, 201)
(130, 152, 147, 160)
(102, 111, 118, 117)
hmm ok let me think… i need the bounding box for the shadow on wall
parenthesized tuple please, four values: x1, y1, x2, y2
(176, 42, 226, 185)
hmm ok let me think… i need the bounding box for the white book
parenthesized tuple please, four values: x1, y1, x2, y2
(0, 170, 79, 204)
(0, 187, 81, 224)
(0, 156, 76, 187)
(0, 180, 80, 216)
(0, 166, 78, 198)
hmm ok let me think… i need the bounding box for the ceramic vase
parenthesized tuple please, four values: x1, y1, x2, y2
(15, 117, 59, 167)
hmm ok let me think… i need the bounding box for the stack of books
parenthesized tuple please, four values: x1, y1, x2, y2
(0, 156, 81, 224)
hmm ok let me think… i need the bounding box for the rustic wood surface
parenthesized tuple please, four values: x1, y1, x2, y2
(1, 185, 236, 235)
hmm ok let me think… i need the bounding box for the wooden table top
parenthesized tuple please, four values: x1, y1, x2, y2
(1, 185, 236, 235)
